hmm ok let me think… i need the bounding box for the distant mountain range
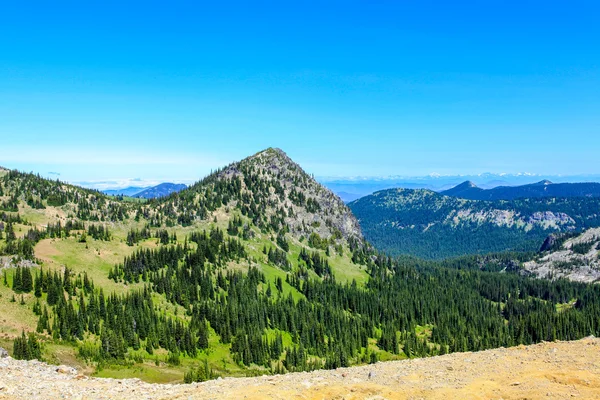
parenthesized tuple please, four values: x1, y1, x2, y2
(132, 183, 187, 199)
(102, 183, 186, 198)
(321, 173, 600, 203)
(318, 173, 600, 203)
(441, 180, 600, 200)
(103, 186, 149, 197)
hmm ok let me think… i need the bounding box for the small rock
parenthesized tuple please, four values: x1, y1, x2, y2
(510, 382, 521, 386)
(56, 365, 77, 374)
(341, 373, 347, 378)
(0, 348, 8, 358)
(368, 371, 375, 380)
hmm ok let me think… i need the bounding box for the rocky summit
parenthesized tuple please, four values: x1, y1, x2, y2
(219, 148, 362, 243)
(156, 147, 363, 246)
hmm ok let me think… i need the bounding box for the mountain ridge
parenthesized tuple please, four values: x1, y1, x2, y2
(349, 187, 600, 259)
(441, 180, 600, 200)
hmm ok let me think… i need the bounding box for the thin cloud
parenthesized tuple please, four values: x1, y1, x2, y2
(0, 147, 227, 168)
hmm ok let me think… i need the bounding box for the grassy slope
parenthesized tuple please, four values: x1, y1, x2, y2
(0, 199, 374, 382)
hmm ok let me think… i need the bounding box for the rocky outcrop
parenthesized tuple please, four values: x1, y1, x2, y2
(523, 228, 600, 283)
(528, 211, 574, 226)
(539, 234, 558, 252)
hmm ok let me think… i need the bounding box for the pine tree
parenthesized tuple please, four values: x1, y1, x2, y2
(21, 267, 33, 293)
(12, 266, 22, 292)
(13, 331, 41, 360)
(34, 271, 42, 297)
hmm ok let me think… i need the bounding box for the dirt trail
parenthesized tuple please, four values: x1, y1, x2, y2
(1, 337, 600, 399)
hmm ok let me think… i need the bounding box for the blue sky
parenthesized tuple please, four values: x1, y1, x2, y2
(1, 1, 599, 188)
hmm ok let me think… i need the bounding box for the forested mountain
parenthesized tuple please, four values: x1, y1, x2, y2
(144, 147, 363, 247)
(349, 188, 600, 259)
(441, 180, 600, 200)
(132, 183, 187, 199)
(2, 151, 600, 385)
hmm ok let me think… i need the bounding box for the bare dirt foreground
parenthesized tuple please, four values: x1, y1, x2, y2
(1, 338, 600, 400)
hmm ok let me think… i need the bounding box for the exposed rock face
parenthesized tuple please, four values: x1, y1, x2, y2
(528, 211, 574, 225)
(0, 256, 38, 271)
(523, 228, 600, 283)
(1, 338, 599, 399)
(540, 234, 558, 252)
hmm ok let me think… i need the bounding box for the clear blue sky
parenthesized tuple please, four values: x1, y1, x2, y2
(1, 1, 599, 188)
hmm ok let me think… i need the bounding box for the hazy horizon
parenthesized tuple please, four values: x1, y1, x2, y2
(3, 157, 600, 192)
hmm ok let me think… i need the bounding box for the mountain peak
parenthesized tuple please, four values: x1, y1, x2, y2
(439, 180, 483, 198)
(264, 147, 287, 156)
(175, 148, 363, 245)
(461, 180, 478, 188)
(225, 147, 313, 186)
(528, 180, 553, 187)
(247, 147, 294, 167)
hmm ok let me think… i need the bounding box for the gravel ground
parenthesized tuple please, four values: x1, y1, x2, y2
(1, 337, 600, 399)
